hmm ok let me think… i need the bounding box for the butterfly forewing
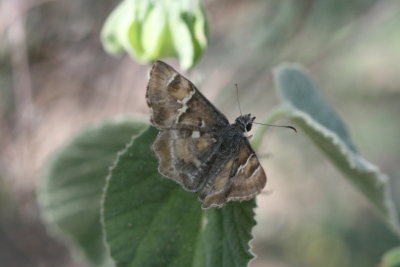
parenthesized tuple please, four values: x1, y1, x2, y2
(146, 61, 229, 130)
(147, 61, 228, 192)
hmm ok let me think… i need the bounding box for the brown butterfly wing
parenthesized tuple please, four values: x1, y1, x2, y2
(199, 141, 267, 209)
(146, 60, 229, 130)
(152, 129, 219, 192)
(147, 61, 229, 191)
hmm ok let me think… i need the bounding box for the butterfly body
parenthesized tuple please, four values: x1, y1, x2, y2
(146, 61, 266, 209)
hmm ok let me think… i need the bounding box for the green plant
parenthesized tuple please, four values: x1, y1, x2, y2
(39, 65, 400, 267)
(101, 0, 208, 70)
(39, 1, 400, 267)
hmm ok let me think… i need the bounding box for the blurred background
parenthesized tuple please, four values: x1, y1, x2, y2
(1, 0, 400, 266)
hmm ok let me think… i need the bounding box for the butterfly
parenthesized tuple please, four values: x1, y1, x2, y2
(146, 60, 266, 209)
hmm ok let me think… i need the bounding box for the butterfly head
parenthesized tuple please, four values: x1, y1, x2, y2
(235, 114, 256, 133)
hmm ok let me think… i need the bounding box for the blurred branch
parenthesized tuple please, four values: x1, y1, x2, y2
(0, 0, 55, 35)
(1, 0, 54, 129)
(1, 0, 35, 129)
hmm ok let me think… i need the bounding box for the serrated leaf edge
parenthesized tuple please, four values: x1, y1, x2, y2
(273, 65, 400, 234)
(99, 124, 150, 266)
(38, 117, 146, 267)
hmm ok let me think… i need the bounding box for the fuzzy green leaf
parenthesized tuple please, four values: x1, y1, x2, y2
(204, 201, 256, 267)
(102, 126, 257, 267)
(382, 247, 400, 267)
(102, 126, 204, 267)
(274, 64, 400, 234)
(39, 117, 147, 267)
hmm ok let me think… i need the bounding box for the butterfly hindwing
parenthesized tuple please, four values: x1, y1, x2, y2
(153, 129, 220, 192)
(146, 61, 229, 130)
(199, 141, 267, 209)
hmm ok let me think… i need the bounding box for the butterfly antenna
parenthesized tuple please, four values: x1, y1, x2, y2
(253, 122, 297, 133)
(235, 83, 243, 116)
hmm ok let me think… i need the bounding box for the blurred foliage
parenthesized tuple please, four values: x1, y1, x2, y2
(382, 247, 400, 267)
(0, 70, 14, 125)
(274, 64, 399, 233)
(259, 212, 399, 267)
(101, 0, 208, 70)
(40, 118, 147, 267)
(252, 0, 377, 58)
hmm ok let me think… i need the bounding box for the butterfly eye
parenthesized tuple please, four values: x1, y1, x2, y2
(246, 123, 252, 132)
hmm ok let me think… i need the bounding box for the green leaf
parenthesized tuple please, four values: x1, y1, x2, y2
(141, 2, 175, 60)
(382, 247, 400, 267)
(101, 0, 132, 55)
(102, 126, 204, 267)
(168, 2, 196, 70)
(39, 117, 147, 267)
(100, 0, 208, 70)
(273, 64, 400, 234)
(102, 126, 257, 267)
(168, 0, 208, 70)
(204, 201, 256, 267)
(190, 1, 208, 64)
